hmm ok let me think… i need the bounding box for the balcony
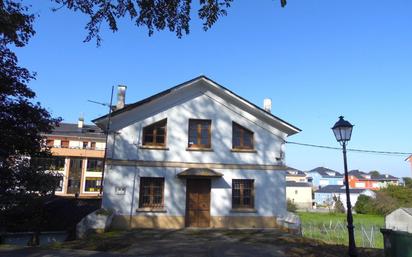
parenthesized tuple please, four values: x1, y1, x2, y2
(50, 146, 105, 158)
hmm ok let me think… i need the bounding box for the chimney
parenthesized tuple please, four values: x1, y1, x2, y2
(78, 116, 84, 129)
(116, 85, 127, 110)
(263, 98, 272, 113)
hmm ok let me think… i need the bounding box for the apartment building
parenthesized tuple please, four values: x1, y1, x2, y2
(42, 118, 106, 197)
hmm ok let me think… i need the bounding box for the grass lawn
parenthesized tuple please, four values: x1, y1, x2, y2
(299, 212, 385, 249)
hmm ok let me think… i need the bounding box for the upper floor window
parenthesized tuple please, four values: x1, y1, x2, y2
(142, 119, 167, 146)
(61, 140, 69, 148)
(46, 139, 54, 147)
(232, 122, 254, 150)
(87, 158, 104, 172)
(188, 119, 211, 149)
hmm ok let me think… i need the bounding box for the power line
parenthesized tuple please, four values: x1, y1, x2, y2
(286, 141, 412, 156)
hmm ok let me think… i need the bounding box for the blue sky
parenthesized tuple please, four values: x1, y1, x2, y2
(15, 1, 412, 177)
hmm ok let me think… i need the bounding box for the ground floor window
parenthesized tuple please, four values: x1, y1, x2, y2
(139, 177, 164, 208)
(232, 179, 254, 209)
(84, 177, 102, 192)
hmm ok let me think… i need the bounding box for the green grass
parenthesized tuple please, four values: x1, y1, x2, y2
(298, 212, 384, 249)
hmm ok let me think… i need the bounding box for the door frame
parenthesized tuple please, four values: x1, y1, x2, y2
(185, 178, 211, 227)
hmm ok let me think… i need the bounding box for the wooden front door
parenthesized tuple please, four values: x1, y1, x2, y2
(186, 179, 211, 227)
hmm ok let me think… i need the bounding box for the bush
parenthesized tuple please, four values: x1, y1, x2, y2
(287, 199, 297, 212)
(333, 196, 345, 213)
(353, 185, 412, 215)
(354, 195, 376, 214)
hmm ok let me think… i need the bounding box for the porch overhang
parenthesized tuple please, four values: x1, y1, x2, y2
(177, 168, 223, 178)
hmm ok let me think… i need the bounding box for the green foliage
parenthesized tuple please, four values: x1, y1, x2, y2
(51, 0, 287, 45)
(299, 212, 384, 248)
(287, 199, 297, 212)
(354, 185, 412, 216)
(369, 170, 380, 176)
(402, 177, 412, 188)
(354, 195, 376, 214)
(332, 196, 345, 213)
(0, 1, 62, 241)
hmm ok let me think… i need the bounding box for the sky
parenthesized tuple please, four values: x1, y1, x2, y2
(14, 0, 412, 177)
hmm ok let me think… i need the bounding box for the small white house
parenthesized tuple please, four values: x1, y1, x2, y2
(286, 181, 312, 210)
(93, 76, 300, 229)
(385, 208, 412, 233)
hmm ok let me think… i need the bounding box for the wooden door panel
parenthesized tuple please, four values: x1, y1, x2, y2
(197, 211, 210, 227)
(186, 179, 211, 227)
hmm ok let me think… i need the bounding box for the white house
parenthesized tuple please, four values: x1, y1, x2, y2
(286, 181, 312, 210)
(314, 185, 375, 209)
(93, 76, 300, 229)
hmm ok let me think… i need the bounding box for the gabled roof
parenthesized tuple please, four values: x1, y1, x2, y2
(315, 185, 370, 194)
(43, 123, 106, 140)
(402, 208, 412, 216)
(92, 76, 301, 135)
(349, 170, 398, 181)
(286, 168, 306, 177)
(307, 167, 343, 178)
(286, 181, 312, 187)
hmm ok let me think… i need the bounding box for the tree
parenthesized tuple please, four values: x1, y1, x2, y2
(287, 199, 297, 212)
(369, 170, 380, 177)
(332, 195, 345, 213)
(51, 0, 287, 45)
(1, 0, 286, 240)
(403, 177, 412, 188)
(354, 195, 375, 214)
(0, 1, 62, 242)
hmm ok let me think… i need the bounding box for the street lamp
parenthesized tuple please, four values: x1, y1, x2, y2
(332, 116, 357, 257)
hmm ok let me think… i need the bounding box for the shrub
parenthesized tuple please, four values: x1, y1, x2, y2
(354, 195, 375, 214)
(287, 199, 297, 212)
(333, 196, 345, 213)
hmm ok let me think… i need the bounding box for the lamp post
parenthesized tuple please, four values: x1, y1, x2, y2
(332, 116, 357, 257)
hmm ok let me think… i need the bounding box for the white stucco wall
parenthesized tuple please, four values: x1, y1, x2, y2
(105, 86, 286, 166)
(286, 186, 312, 209)
(99, 82, 298, 225)
(385, 208, 412, 233)
(102, 165, 287, 218)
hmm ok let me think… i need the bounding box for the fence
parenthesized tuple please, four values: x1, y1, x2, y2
(301, 220, 383, 248)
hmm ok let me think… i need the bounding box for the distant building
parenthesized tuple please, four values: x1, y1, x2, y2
(348, 170, 399, 190)
(286, 181, 312, 210)
(41, 119, 106, 197)
(385, 208, 412, 233)
(306, 167, 344, 189)
(286, 168, 308, 183)
(314, 185, 375, 209)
